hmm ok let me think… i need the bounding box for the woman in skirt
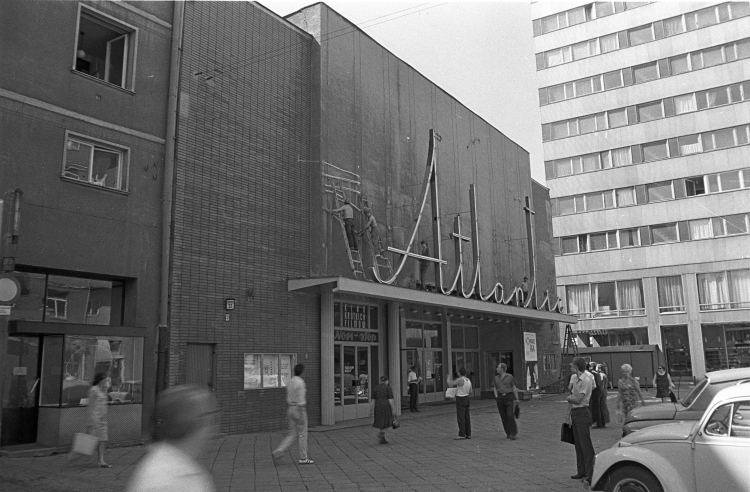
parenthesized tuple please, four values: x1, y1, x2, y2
(370, 375, 397, 444)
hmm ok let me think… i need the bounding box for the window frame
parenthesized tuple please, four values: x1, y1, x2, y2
(62, 131, 130, 192)
(651, 222, 680, 244)
(72, 4, 139, 91)
(243, 353, 298, 390)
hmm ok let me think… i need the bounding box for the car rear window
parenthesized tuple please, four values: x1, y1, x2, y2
(681, 378, 708, 407)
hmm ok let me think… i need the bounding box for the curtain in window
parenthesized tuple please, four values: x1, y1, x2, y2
(600, 33, 618, 53)
(611, 147, 631, 167)
(689, 219, 713, 239)
(664, 16, 684, 36)
(674, 94, 697, 114)
(566, 284, 591, 316)
(678, 135, 702, 155)
(706, 90, 717, 107)
(728, 269, 750, 308)
(697, 272, 729, 309)
(657, 276, 684, 312)
(616, 188, 636, 206)
(618, 280, 645, 315)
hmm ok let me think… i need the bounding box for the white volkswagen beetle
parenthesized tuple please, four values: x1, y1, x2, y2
(591, 384, 750, 492)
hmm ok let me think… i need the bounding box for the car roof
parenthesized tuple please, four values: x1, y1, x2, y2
(710, 384, 750, 404)
(705, 367, 750, 383)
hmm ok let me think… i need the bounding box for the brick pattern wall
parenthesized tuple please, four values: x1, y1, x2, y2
(171, 2, 319, 433)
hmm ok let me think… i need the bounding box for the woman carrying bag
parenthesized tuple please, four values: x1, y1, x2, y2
(370, 375, 397, 444)
(652, 365, 676, 403)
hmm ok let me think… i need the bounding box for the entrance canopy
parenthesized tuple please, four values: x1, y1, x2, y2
(288, 277, 577, 324)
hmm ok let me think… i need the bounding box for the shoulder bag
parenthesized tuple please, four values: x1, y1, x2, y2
(560, 423, 575, 445)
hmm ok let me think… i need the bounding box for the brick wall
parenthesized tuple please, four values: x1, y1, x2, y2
(171, 2, 319, 433)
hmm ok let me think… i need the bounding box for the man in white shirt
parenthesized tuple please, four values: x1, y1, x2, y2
(566, 357, 596, 487)
(447, 367, 472, 439)
(407, 365, 421, 412)
(273, 364, 314, 464)
(326, 199, 358, 251)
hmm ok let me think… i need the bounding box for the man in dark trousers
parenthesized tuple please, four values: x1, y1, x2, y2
(492, 363, 519, 439)
(447, 368, 472, 439)
(407, 365, 421, 412)
(567, 357, 596, 488)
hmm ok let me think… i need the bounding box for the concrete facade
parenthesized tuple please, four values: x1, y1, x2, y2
(533, 1, 750, 379)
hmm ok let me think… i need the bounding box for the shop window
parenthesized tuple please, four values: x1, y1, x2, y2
(661, 326, 692, 376)
(74, 6, 137, 90)
(40, 335, 144, 407)
(63, 133, 129, 191)
(657, 276, 685, 312)
(579, 327, 649, 347)
(406, 321, 424, 347)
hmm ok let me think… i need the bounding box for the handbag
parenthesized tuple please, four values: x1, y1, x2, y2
(71, 432, 99, 455)
(514, 403, 520, 419)
(669, 390, 677, 403)
(392, 419, 400, 429)
(445, 387, 458, 399)
(560, 423, 575, 445)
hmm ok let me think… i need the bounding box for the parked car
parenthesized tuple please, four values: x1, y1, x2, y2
(623, 367, 750, 436)
(592, 384, 750, 492)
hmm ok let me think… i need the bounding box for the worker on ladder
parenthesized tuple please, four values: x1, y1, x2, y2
(326, 198, 358, 251)
(357, 207, 382, 255)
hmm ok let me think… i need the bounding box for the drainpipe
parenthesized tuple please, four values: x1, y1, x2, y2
(156, 0, 185, 394)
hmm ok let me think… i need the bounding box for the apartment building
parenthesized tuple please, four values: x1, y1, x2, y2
(533, 1, 750, 380)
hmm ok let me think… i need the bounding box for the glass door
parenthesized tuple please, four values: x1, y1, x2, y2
(336, 344, 373, 421)
(1, 336, 41, 447)
(452, 350, 481, 397)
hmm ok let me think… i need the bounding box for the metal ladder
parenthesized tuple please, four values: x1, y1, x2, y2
(330, 182, 366, 280)
(360, 195, 392, 278)
(558, 324, 580, 387)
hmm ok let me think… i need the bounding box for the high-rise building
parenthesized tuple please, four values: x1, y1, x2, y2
(533, 2, 750, 381)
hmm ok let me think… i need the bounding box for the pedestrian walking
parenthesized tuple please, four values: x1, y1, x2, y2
(407, 365, 421, 412)
(370, 375, 397, 444)
(492, 363, 519, 440)
(587, 363, 603, 428)
(68, 372, 111, 468)
(596, 364, 611, 427)
(447, 368, 472, 439)
(566, 357, 596, 488)
(617, 363, 645, 421)
(125, 385, 218, 492)
(273, 364, 314, 464)
(601, 363, 614, 390)
(326, 199, 357, 251)
(652, 365, 676, 402)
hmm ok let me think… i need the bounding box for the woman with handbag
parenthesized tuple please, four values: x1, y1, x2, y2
(71, 372, 111, 467)
(370, 375, 397, 444)
(652, 365, 676, 402)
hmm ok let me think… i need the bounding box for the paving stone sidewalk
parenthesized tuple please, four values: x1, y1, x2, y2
(0, 393, 629, 492)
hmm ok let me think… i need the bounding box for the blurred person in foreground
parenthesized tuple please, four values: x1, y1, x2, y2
(126, 385, 218, 492)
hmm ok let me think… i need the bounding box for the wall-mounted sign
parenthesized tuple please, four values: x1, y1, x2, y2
(523, 332, 537, 362)
(334, 330, 378, 343)
(342, 303, 367, 329)
(2, 257, 14, 272)
(0, 274, 21, 304)
(225, 298, 235, 311)
(13, 367, 27, 376)
(0, 305, 10, 316)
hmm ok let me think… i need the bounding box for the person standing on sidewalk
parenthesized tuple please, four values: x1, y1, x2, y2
(126, 385, 218, 492)
(447, 368, 472, 439)
(492, 363, 519, 440)
(407, 365, 421, 412)
(370, 375, 397, 444)
(566, 357, 596, 488)
(273, 364, 314, 465)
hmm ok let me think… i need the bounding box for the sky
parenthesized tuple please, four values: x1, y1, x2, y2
(261, 1, 546, 184)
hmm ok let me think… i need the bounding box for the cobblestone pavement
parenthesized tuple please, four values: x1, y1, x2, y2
(0, 393, 638, 492)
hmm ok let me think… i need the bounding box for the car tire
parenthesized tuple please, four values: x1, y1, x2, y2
(603, 465, 663, 492)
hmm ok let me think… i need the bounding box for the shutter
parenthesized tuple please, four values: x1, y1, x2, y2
(533, 19, 542, 37)
(542, 124, 552, 142)
(539, 88, 549, 106)
(673, 178, 686, 199)
(545, 160, 555, 180)
(678, 221, 690, 241)
(658, 58, 670, 78)
(635, 185, 647, 204)
(627, 105, 638, 124)
(640, 226, 651, 246)
(654, 20, 665, 40)
(631, 144, 643, 163)
(553, 238, 561, 256)
(622, 67, 634, 86)
(668, 137, 679, 157)
(664, 98, 675, 117)
(618, 31, 629, 49)
(536, 52, 546, 71)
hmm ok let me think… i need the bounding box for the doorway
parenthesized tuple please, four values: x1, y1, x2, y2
(401, 348, 444, 405)
(334, 344, 377, 421)
(1, 336, 41, 447)
(186, 344, 216, 391)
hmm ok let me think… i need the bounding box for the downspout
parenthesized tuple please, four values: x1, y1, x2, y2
(156, 0, 185, 393)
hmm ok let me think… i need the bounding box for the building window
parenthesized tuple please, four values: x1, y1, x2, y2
(599, 32, 619, 53)
(713, 214, 749, 236)
(628, 24, 654, 46)
(633, 61, 659, 83)
(45, 296, 68, 320)
(589, 232, 608, 251)
(615, 187, 636, 207)
(243, 353, 297, 390)
(698, 269, 750, 311)
(674, 93, 697, 114)
(608, 108, 628, 128)
(651, 223, 679, 244)
(664, 15, 686, 36)
(686, 5, 720, 31)
(620, 228, 640, 247)
(637, 100, 664, 122)
(63, 133, 129, 191)
(702, 323, 750, 373)
(669, 53, 690, 74)
(657, 276, 685, 313)
(642, 140, 670, 162)
(74, 6, 137, 90)
(685, 176, 706, 196)
(566, 284, 592, 318)
(576, 327, 649, 347)
(689, 218, 713, 239)
(611, 147, 632, 167)
(566, 279, 645, 318)
(678, 134, 702, 155)
(543, 353, 557, 372)
(603, 70, 623, 90)
(646, 181, 673, 202)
